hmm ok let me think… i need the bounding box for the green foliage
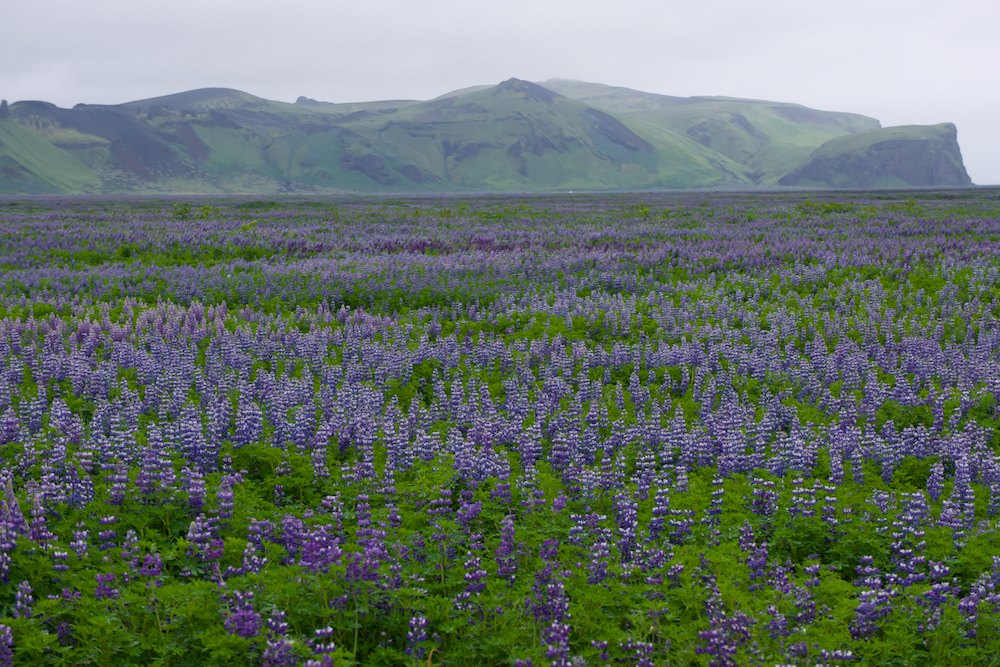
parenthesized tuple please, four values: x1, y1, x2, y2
(893, 456, 934, 490)
(876, 400, 933, 431)
(172, 202, 192, 220)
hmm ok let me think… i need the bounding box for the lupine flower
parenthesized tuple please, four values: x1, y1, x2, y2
(224, 591, 262, 638)
(215, 477, 235, 521)
(309, 626, 337, 656)
(926, 461, 945, 502)
(0, 624, 13, 667)
(95, 572, 119, 600)
(454, 552, 488, 611)
(695, 556, 756, 666)
(406, 615, 428, 659)
(27, 494, 54, 546)
(494, 513, 518, 584)
(13, 580, 33, 618)
(186, 513, 223, 563)
(738, 523, 769, 591)
(261, 637, 299, 667)
(850, 587, 896, 639)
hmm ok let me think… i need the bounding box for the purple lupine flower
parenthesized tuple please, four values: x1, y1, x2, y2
(766, 605, 789, 639)
(98, 515, 117, 551)
(303, 659, 335, 667)
(426, 487, 453, 518)
(224, 590, 262, 638)
(406, 615, 428, 659)
(788, 477, 816, 518)
(175, 404, 217, 472)
(695, 555, 756, 666)
(485, 474, 511, 502)
(261, 610, 299, 667)
(454, 552, 488, 611)
(495, 513, 518, 584)
(667, 508, 696, 545)
(135, 424, 175, 499)
(526, 562, 573, 666)
(528, 564, 570, 626)
(52, 550, 70, 573)
(0, 409, 19, 445)
(792, 583, 817, 626)
(0, 624, 13, 667)
(186, 513, 223, 563)
(234, 397, 264, 447)
(738, 523, 769, 591)
(818, 648, 856, 663)
(298, 524, 342, 574)
(70, 523, 89, 560)
(27, 494, 54, 546)
(309, 626, 337, 656)
(618, 638, 656, 667)
(13, 580, 33, 618)
(207, 395, 232, 447)
(850, 588, 895, 639)
(539, 539, 559, 563)
(95, 572, 119, 600)
(590, 639, 610, 661)
(266, 610, 289, 638)
(917, 580, 958, 632)
(587, 539, 611, 585)
(703, 475, 724, 532)
(648, 480, 671, 542)
(926, 460, 945, 502)
(215, 477, 235, 521)
(261, 637, 299, 667)
(854, 555, 882, 589)
(181, 466, 207, 512)
(613, 492, 639, 563)
(121, 529, 141, 576)
(958, 557, 1000, 638)
(803, 560, 822, 588)
(139, 553, 164, 586)
(551, 493, 568, 513)
(543, 620, 572, 667)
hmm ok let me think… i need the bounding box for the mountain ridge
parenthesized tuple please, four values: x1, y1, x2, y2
(0, 78, 973, 194)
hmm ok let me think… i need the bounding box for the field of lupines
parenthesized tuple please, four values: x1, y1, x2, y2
(0, 191, 999, 666)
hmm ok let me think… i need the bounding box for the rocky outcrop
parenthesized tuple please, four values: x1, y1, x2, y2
(779, 123, 972, 188)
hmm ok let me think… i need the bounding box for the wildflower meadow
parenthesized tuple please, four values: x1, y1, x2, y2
(0, 192, 999, 665)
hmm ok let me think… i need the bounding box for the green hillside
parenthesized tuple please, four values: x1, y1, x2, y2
(0, 119, 100, 193)
(323, 78, 740, 190)
(542, 79, 882, 184)
(0, 80, 973, 194)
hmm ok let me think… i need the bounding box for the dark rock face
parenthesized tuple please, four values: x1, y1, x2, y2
(341, 152, 392, 184)
(584, 108, 654, 153)
(779, 124, 972, 188)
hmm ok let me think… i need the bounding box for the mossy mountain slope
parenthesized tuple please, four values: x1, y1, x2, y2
(541, 79, 883, 184)
(0, 80, 973, 193)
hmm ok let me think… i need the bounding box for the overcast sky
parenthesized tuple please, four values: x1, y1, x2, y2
(3, 0, 998, 184)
